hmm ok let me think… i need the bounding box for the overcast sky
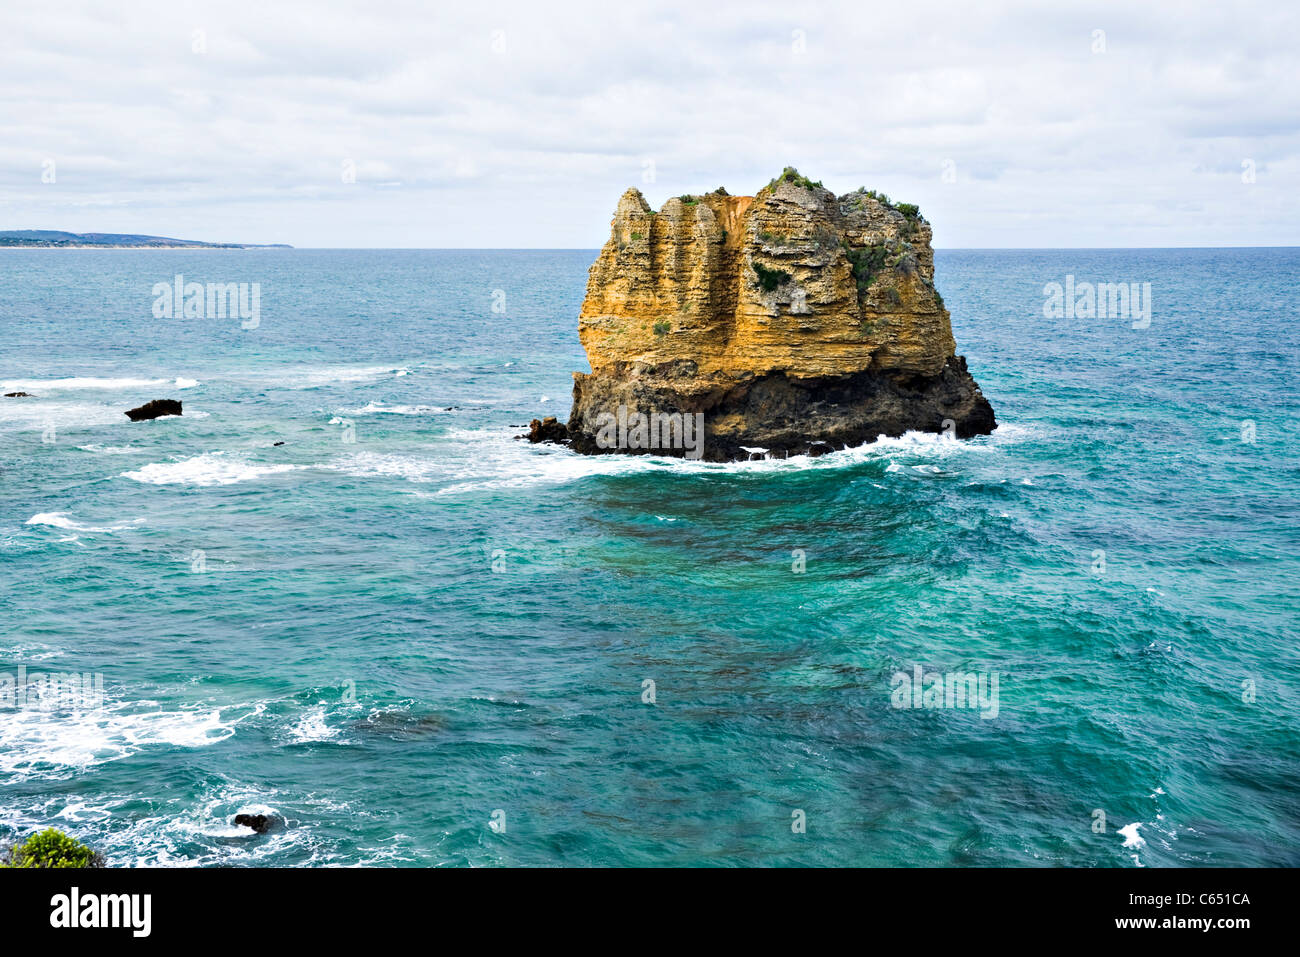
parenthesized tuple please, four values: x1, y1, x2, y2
(2, 0, 1296, 247)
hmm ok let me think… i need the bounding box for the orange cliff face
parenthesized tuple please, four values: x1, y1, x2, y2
(578, 177, 956, 380)
(531, 169, 995, 462)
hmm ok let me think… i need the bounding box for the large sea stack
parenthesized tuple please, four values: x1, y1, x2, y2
(542, 167, 995, 462)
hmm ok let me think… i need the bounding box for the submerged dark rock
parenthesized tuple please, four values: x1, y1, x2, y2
(125, 399, 182, 421)
(351, 709, 446, 739)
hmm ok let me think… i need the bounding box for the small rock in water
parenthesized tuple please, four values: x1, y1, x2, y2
(525, 416, 568, 444)
(125, 398, 182, 421)
(3, 392, 33, 398)
(273, 441, 285, 446)
(233, 813, 281, 834)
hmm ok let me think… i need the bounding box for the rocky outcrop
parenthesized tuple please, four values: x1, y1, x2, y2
(527, 417, 568, 443)
(124, 399, 182, 421)
(545, 168, 995, 462)
(4, 392, 33, 398)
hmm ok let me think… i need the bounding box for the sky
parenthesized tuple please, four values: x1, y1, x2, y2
(1, 0, 1297, 248)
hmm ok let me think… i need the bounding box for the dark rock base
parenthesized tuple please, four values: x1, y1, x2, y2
(544, 355, 995, 462)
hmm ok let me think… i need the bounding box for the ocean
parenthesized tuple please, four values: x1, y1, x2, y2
(1, 247, 1297, 867)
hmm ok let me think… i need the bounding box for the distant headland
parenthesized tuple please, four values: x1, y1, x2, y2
(0, 230, 291, 249)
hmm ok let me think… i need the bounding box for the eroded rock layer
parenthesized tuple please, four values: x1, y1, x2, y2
(558, 169, 995, 461)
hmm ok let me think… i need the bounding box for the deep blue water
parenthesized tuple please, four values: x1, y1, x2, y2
(1, 247, 1297, 866)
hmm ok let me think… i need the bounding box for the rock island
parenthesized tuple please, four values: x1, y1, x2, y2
(531, 167, 995, 461)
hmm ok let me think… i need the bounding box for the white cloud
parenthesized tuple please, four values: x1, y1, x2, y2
(1, 0, 1296, 246)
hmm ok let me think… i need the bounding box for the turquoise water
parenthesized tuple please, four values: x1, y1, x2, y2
(1, 248, 1297, 867)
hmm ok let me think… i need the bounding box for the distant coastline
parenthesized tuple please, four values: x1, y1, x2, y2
(0, 230, 291, 249)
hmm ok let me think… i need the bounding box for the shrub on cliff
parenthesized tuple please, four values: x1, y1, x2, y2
(752, 262, 792, 291)
(0, 828, 104, 868)
(845, 244, 891, 297)
(767, 167, 823, 191)
(856, 188, 893, 208)
(853, 189, 925, 226)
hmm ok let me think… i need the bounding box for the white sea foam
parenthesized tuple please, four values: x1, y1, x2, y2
(26, 512, 144, 533)
(0, 376, 176, 391)
(318, 422, 1040, 498)
(0, 642, 65, 661)
(286, 705, 341, 744)
(78, 444, 147, 455)
(127, 420, 1042, 500)
(121, 453, 306, 486)
(0, 700, 253, 781)
(1119, 822, 1146, 849)
(342, 401, 452, 416)
(255, 365, 412, 389)
(0, 401, 130, 429)
(329, 450, 443, 483)
(121, 790, 302, 866)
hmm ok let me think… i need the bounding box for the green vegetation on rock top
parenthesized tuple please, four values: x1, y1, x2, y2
(766, 166, 824, 191)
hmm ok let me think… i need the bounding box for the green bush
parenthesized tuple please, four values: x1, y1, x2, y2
(854, 190, 923, 225)
(855, 188, 893, 208)
(845, 243, 891, 298)
(678, 194, 698, 205)
(653, 320, 671, 337)
(752, 262, 791, 292)
(766, 167, 823, 191)
(1, 829, 103, 868)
